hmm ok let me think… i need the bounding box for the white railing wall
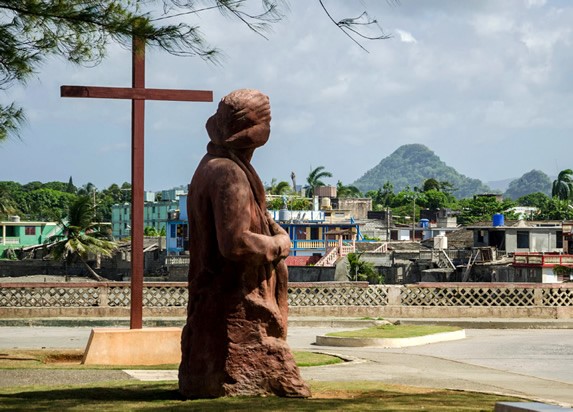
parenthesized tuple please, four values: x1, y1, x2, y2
(0, 282, 572, 320)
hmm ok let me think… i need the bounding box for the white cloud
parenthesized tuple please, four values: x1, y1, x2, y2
(395, 29, 417, 43)
(471, 14, 515, 36)
(526, 0, 547, 8)
(5, 2, 573, 188)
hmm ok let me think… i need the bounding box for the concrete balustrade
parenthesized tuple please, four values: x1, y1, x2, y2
(0, 281, 571, 319)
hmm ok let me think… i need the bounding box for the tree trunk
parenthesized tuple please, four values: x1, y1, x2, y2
(79, 256, 106, 281)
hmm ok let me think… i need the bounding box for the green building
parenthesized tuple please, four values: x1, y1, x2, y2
(111, 201, 179, 239)
(0, 217, 62, 257)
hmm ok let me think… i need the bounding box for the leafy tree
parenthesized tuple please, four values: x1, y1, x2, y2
(144, 226, 159, 236)
(97, 182, 132, 221)
(289, 196, 312, 210)
(267, 195, 311, 211)
(457, 196, 518, 226)
(389, 188, 421, 225)
(438, 180, 455, 194)
(390, 187, 418, 208)
(420, 189, 455, 210)
(144, 226, 166, 236)
(41, 181, 70, 192)
(0, 181, 25, 217)
(422, 178, 440, 192)
(120, 182, 132, 203)
(537, 198, 573, 220)
(366, 181, 395, 210)
(66, 176, 76, 194)
(336, 180, 362, 198)
(23, 188, 77, 221)
(516, 192, 551, 208)
(266, 178, 291, 195)
(306, 166, 332, 197)
(77, 182, 96, 197)
(346, 252, 382, 284)
(552, 169, 573, 201)
(0, 185, 16, 217)
(22, 181, 43, 192)
(47, 195, 116, 281)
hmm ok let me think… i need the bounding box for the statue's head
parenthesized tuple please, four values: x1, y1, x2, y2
(206, 89, 271, 150)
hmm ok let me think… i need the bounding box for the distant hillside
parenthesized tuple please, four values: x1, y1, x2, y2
(353, 144, 491, 198)
(503, 169, 552, 200)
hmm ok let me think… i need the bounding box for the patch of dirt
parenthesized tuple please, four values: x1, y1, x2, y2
(311, 390, 358, 399)
(44, 353, 84, 364)
(0, 349, 85, 365)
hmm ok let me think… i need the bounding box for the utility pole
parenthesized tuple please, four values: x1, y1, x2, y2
(412, 194, 416, 241)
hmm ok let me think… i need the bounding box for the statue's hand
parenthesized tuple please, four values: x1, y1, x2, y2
(275, 234, 291, 260)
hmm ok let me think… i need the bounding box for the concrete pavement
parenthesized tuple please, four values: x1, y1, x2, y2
(0, 319, 572, 408)
(295, 328, 573, 407)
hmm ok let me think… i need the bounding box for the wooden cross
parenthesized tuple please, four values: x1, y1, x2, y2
(61, 37, 213, 329)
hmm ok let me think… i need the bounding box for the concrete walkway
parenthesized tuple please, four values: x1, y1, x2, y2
(0, 318, 572, 408)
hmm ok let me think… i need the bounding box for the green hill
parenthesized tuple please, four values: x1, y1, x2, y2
(503, 169, 551, 200)
(353, 144, 491, 198)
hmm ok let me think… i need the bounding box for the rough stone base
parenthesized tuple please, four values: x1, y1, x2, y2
(82, 327, 182, 365)
(178, 336, 310, 399)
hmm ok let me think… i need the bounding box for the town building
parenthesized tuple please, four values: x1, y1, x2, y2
(165, 195, 188, 255)
(0, 216, 62, 257)
(111, 200, 178, 239)
(463, 219, 573, 283)
(467, 219, 563, 254)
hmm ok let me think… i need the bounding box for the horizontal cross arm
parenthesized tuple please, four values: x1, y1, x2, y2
(61, 85, 213, 102)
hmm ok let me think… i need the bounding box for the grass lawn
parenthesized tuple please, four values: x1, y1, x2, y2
(0, 349, 342, 369)
(0, 349, 529, 410)
(326, 324, 461, 339)
(0, 380, 526, 411)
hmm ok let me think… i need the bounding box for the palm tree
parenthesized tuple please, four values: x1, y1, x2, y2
(47, 196, 117, 281)
(0, 187, 16, 218)
(266, 178, 292, 195)
(306, 166, 333, 197)
(346, 252, 381, 283)
(336, 180, 362, 198)
(552, 169, 573, 201)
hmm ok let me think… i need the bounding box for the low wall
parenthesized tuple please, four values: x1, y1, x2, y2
(0, 260, 126, 280)
(288, 266, 336, 282)
(0, 281, 571, 319)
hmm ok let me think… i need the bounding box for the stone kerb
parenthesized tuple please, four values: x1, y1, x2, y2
(315, 329, 467, 348)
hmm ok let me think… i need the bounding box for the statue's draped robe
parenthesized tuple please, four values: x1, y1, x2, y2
(178, 140, 310, 398)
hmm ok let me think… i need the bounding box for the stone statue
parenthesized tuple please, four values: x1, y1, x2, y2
(179, 89, 311, 399)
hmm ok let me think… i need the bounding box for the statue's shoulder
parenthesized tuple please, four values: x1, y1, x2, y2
(195, 155, 247, 184)
(201, 155, 240, 173)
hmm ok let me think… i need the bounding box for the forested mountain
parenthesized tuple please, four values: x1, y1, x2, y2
(352, 144, 491, 198)
(503, 170, 552, 200)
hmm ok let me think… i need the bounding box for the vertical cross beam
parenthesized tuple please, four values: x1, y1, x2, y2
(130, 36, 145, 329)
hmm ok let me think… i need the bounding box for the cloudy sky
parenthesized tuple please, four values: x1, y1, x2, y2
(2, 0, 572, 191)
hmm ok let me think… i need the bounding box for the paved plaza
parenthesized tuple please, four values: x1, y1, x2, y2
(0, 321, 572, 407)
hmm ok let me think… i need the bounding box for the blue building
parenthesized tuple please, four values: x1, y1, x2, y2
(165, 195, 188, 255)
